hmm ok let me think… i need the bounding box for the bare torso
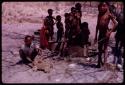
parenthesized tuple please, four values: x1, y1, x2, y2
(97, 12, 111, 34)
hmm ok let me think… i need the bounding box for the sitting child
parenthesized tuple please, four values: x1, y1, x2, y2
(19, 35, 38, 64)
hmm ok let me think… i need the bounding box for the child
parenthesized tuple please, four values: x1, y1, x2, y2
(56, 15, 64, 42)
(52, 15, 64, 55)
(75, 3, 82, 24)
(81, 22, 90, 45)
(19, 35, 38, 64)
(75, 3, 82, 17)
(64, 13, 71, 39)
(94, 2, 118, 68)
(45, 9, 56, 40)
(114, 9, 124, 70)
(40, 19, 49, 49)
(68, 7, 81, 46)
(80, 22, 90, 61)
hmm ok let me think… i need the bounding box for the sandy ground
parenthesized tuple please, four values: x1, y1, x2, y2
(2, 2, 123, 83)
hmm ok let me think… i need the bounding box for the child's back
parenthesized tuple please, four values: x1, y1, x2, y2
(81, 22, 90, 44)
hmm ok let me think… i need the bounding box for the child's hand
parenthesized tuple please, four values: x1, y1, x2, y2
(109, 13, 116, 19)
(45, 30, 49, 34)
(36, 44, 39, 49)
(106, 31, 112, 38)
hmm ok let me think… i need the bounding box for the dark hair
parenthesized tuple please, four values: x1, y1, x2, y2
(64, 13, 69, 17)
(24, 35, 32, 41)
(75, 3, 81, 8)
(81, 22, 88, 28)
(98, 2, 110, 9)
(48, 9, 53, 13)
(71, 7, 76, 12)
(56, 15, 61, 21)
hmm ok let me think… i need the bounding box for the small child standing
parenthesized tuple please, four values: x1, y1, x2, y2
(81, 22, 90, 45)
(80, 22, 90, 61)
(64, 13, 71, 39)
(56, 15, 64, 42)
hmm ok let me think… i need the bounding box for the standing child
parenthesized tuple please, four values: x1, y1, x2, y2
(75, 3, 82, 25)
(56, 15, 64, 42)
(94, 2, 118, 68)
(113, 8, 124, 70)
(64, 13, 71, 40)
(80, 22, 90, 61)
(53, 15, 64, 54)
(45, 9, 56, 40)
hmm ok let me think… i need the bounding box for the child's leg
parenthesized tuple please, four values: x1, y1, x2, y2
(84, 44, 90, 61)
(117, 41, 122, 64)
(59, 33, 63, 41)
(97, 42, 104, 67)
(19, 49, 30, 63)
(103, 38, 109, 65)
(113, 38, 120, 64)
(51, 29, 54, 40)
(55, 42, 61, 51)
(56, 31, 59, 42)
(83, 45, 87, 57)
(31, 49, 38, 61)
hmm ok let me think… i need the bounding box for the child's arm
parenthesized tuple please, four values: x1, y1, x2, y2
(109, 13, 118, 32)
(106, 13, 118, 37)
(94, 17, 99, 43)
(60, 22, 64, 37)
(87, 28, 90, 35)
(53, 16, 57, 25)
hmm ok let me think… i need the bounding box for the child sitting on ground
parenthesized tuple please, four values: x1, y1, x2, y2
(19, 35, 38, 64)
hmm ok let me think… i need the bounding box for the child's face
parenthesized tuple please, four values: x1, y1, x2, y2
(56, 17, 61, 21)
(25, 37, 32, 46)
(48, 11, 53, 16)
(58, 18, 61, 21)
(75, 12, 81, 19)
(65, 16, 69, 20)
(99, 2, 108, 13)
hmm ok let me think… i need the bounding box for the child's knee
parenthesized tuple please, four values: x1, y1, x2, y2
(19, 49, 24, 56)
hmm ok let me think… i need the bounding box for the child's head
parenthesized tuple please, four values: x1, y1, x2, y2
(71, 7, 76, 13)
(56, 15, 61, 22)
(98, 2, 109, 14)
(24, 35, 32, 46)
(75, 10, 81, 19)
(64, 13, 70, 18)
(48, 9, 53, 16)
(75, 3, 81, 10)
(81, 22, 88, 29)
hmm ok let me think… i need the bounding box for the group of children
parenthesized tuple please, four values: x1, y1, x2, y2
(19, 2, 124, 69)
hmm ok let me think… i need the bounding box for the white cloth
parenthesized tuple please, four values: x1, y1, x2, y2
(20, 43, 36, 56)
